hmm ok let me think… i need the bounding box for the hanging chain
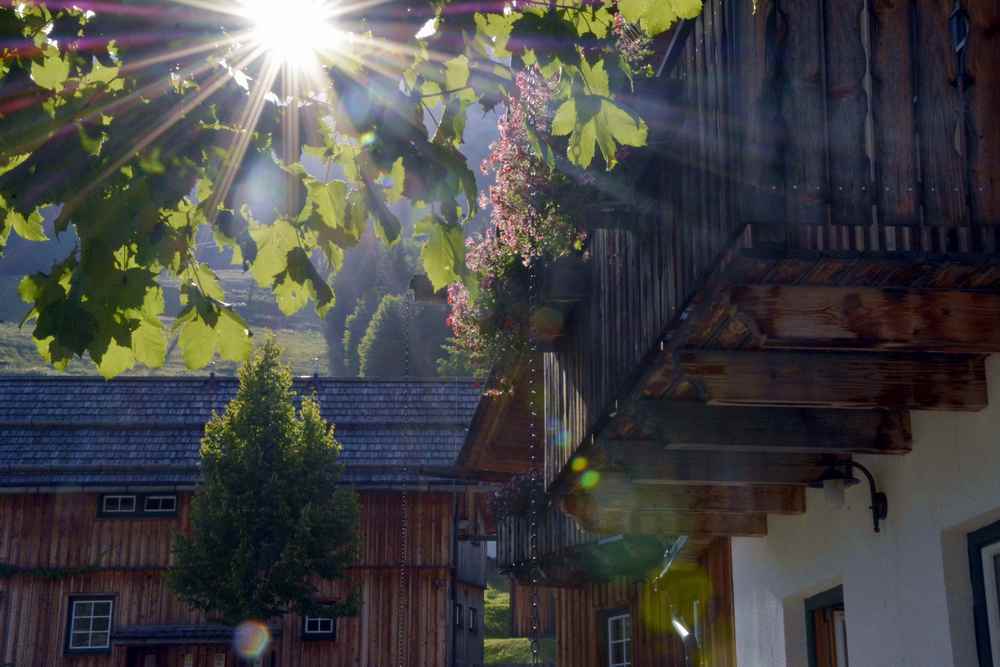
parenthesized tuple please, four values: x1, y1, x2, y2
(403, 289, 413, 378)
(528, 263, 543, 666)
(397, 486, 410, 666)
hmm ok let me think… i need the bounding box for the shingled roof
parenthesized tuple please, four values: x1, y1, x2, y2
(0, 376, 482, 490)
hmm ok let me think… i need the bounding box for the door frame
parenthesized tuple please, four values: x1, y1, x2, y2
(805, 585, 846, 667)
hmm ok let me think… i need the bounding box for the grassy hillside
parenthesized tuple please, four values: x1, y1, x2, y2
(484, 638, 557, 665)
(0, 271, 328, 376)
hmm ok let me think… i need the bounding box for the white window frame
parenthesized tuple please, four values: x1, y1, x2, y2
(143, 495, 177, 513)
(981, 540, 1000, 667)
(67, 597, 113, 652)
(303, 614, 336, 639)
(101, 495, 136, 514)
(607, 612, 632, 667)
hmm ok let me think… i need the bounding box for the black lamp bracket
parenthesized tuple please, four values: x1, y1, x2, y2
(848, 461, 888, 533)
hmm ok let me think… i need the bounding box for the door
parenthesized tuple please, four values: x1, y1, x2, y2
(806, 586, 848, 667)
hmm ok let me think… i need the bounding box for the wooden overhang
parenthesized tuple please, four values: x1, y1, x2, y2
(554, 225, 1000, 538)
(481, 0, 1000, 560)
(456, 353, 542, 480)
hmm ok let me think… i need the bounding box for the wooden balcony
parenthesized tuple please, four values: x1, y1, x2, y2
(495, 504, 677, 587)
(543, 0, 1000, 541)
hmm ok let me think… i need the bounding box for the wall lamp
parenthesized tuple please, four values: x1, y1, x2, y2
(811, 461, 888, 533)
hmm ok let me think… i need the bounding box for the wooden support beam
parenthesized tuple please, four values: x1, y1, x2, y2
(592, 447, 843, 485)
(728, 285, 1000, 353)
(603, 402, 911, 454)
(676, 350, 987, 410)
(570, 507, 768, 537)
(561, 483, 806, 519)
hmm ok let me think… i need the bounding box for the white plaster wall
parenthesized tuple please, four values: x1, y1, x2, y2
(733, 355, 1000, 667)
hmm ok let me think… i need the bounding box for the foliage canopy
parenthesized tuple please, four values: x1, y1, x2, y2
(168, 340, 359, 623)
(0, 0, 702, 376)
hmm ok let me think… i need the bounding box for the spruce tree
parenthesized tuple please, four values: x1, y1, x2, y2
(168, 340, 359, 624)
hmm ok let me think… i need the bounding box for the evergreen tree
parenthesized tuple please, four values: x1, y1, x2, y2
(168, 340, 359, 624)
(358, 294, 406, 377)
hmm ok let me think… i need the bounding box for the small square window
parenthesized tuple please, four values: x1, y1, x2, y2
(468, 607, 478, 634)
(66, 596, 113, 654)
(144, 495, 177, 513)
(102, 495, 136, 514)
(455, 603, 463, 628)
(303, 615, 336, 640)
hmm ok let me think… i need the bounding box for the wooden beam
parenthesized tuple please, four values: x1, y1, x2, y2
(569, 507, 768, 537)
(603, 402, 911, 454)
(561, 483, 806, 518)
(591, 447, 843, 485)
(729, 285, 1000, 353)
(676, 350, 987, 410)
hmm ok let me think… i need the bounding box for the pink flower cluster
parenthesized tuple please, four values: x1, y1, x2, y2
(613, 11, 653, 66)
(466, 67, 585, 276)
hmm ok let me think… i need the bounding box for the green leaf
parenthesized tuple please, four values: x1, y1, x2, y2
(579, 57, 610, 97)
(415, 216, 465, 291)
(568, 115, 597, 168)
(0, 153, 30, 176)
(385, 158, 405, 203)
(216, 308, 252, 361)
(304, 179, 348, 229)
(30, 48, 70, 91)
(7, 208, 47, 241)
(551, 99, 576, 136)
(175, 306, 216, 369)
(78, 57, 121, 90)
(444, 55, 470, 92)
(76, 123, 107, 156)
(96, 339, 135, 379)
(250, 219, 299, 287)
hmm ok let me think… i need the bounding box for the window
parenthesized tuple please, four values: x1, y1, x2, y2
(302, 615, 336, 640)
(806, 586, 848, 667)
(468, 607, 478, 634)
(970, 519, 1000, 667)
(606, 613, 631, 667)
(65, 596, 113, 654)
(98, 493, 178, 518)
(144, 495, 177, 513)
(455, 603, 463, 628)
(102, 495, 136, 514)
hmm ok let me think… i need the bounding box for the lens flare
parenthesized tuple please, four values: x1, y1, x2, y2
(240, 0, 341, 66)
(571, 457, 588, 472)
(580, 470, 601, 489)
(233, 620, 271, 659)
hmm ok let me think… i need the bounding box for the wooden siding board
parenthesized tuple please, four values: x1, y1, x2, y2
(915, 0, 971, 225)
(967, 0, 1000, 225)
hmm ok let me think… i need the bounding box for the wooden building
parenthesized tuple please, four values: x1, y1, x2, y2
(0, 376, 488, 667)
(461, 0, 1000, 665)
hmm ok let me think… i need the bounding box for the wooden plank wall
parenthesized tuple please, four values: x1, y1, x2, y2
(544, 0, 1000, 487)
(553, 538, 735, 667)
(545, 0, 740, 488)
(495, 506, 594, 572)
(509, 581, 558, 637)
(0, 491, 458, 667)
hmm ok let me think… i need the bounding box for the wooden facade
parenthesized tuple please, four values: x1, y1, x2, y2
(554, 538, 734, 667)
(0, 490, 484, 667)
(509, 582, 557, 638)
(539, 0, 1000, 544)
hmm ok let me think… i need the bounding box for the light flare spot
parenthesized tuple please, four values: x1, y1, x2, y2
(580, 469, 600, 489)
(233, 620, 271, 659)
(570, 456, 588, 473)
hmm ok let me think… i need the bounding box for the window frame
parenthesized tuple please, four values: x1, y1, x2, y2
(455, 602, 463, 628)
(468, 607, 478, 634)
(598, 608, 631, 667)
(301, 614, 337, 641)
(606, 612, 632, 667)
(64, 595, 115, 655)
(970, 519, 1000, 667)
(98, 493, 178, 519)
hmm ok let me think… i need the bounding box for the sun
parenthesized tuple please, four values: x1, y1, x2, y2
(240, 0, 342, 66)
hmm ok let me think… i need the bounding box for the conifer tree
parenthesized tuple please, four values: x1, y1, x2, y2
(168, 340, 359, 624)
